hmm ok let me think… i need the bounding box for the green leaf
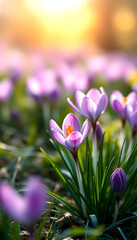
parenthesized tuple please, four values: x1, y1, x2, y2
(9, 221, 21, 240)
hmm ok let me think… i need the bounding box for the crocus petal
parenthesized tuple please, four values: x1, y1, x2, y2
(95, 93, 108, 119)
(81, 119, 90, 142)
(67, 98, 82, 115)
(125, 104, 133, 124)
(50, 119, 64, 137)
(75, 90, 85, 109)
(80, 96, 96, 119)
(110, 172, 123, 192)
(111, 99, 124, 115)
(50, 129, 66, 147)
(86, 88, 100, 104)
(127, 92, 137, 103)
(25, 177, 46, 221)
(65, 131, 83, 150)
(62, 113, 81, 136)
(129, 111, 137, 126)
(111, 90, 124, 102)
(0, 183, 27, 222)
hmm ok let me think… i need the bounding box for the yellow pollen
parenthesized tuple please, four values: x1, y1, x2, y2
(66, 125, 73, 137)
(123, 96, 127, 107)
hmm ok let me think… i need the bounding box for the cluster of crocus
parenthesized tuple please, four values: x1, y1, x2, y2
(50, 87, 108, 175)
(0, 177, 47, 224)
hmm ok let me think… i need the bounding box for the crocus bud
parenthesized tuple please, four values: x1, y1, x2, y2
(94, 122, 103, 148)
(110, 168, 126, 193)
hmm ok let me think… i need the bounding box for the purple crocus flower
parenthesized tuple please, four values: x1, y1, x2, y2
(125, 101, 137, 128)
(0, 177, 46, 223)
(67, 87, 108, 126)
(59, 64, 89, 93)
(110, 90, 137, 119)
(26, 69, 60, 102)
(50, 113, 90, 155)
(0, 78, 13, 102)
(110, 168, 126, 193)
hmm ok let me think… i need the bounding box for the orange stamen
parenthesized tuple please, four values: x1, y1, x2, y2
(66, 125, 73, 137)
(123, 96, 127, 107)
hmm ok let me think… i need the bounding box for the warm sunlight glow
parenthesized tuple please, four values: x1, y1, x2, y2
(25, 0, 87, 13)
(23, 0, 96, 49)
(113, 7, 136, 33)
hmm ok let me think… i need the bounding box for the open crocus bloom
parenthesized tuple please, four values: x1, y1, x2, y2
(0, 177, 46, 223)
(67, 87, 108, 125)
(110, 90, 137, 117)
(50, 113, 90, 154)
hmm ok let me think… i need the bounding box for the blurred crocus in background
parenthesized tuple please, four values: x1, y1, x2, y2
(27, 69, 61, 125)
(26, 69, 60, 102)
(0, 78, 13, 102)
(0, 176, 47, 224)
(104, 53, 129, 82)
(59, 63, 89, 93)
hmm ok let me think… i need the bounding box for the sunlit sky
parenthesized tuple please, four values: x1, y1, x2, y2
(0, 0, 137, 51)
(25, 0, 88, 13)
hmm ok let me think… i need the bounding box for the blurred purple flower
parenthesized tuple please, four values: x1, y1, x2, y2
(50, 113, 90, 154)
(104, 54, 129, 81)
(67, 87, 108, 125)
(59, 64, 89, 92)
(0, 177, 46, 223)
(0, 78, 13, 102)
(26, 69, 60, 101)
(110, 90, 137, 118)
(110, 168, 126, 193)
(87, 54, 107, 79)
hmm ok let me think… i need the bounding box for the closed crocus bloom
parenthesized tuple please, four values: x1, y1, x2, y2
(0, 78, 13, 102)
(50, 113, 90, 154)
(110, 168, 126, 193)
(110, 90, 137, 117)
(0, 177, 46, 223)
(67, 87, 108, 126)
(94, 122, 103, 148)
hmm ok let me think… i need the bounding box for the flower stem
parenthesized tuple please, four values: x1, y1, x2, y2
(120, 119, 126, 148)
(92, 126, 98, 175)
(113, 194, 120, 223)
(74, 152, 87, 218)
